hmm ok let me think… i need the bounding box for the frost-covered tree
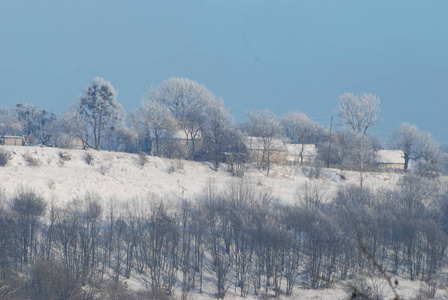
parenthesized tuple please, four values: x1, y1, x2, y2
(201, 98, 238, 171)
(333, 129, 376, 180)
(64, 105, 92, 149)
(390, 123, 421, 171)
(16, 103, 57, 145)
(337, 93, 381, 185)
(148, 77, 215, 159)
(0, 107, 22, 138)
(390, 123, 440, 173)
(76, 77, 124, 150)
(280, 111, 320, 165)
(136, 98, 177, 156)
(337, 92, 381, 135)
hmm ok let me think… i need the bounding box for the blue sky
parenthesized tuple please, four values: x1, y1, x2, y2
(1, 1, 447, 143)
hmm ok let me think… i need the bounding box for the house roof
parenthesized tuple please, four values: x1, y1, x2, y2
(67, 137, 85, 149)
(1, 135, 26, 139)
(376, 150, 405, 164)
(285, 144, 317, 157)
(243, 136, 286, 151)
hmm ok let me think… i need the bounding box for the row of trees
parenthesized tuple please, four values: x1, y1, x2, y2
(0, 77, 444, 176)
(0, 176, 446, 299)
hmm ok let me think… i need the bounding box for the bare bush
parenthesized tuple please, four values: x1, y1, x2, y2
(99, 163, 111, 175)
(98, 281, 138, 300)
(416, 280, 438, 299)
(302, 160, 322, 179)
(345, 276, 388, 300)
(0, 150, 10, 167)
(136, 288, 173, 300)
(167, 160, 184, 174)
(23, 153, 40, 167)
(227, 153, 248, 177)
(137, 151, 148, 167)
(296, 181, 328, 210)
(27, 258, 82, 300)
(85, 152, 94, 165)
(58, 151, 72, 161)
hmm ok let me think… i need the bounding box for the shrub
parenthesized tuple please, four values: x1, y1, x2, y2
(27, 258, 82, 300)
(85, 152, 94, 165)
(0, 150, 10, 167)
(167, 160, 184, 174)
(58, 151, 72, 161)
(137, 151, 148, 167)
(23, 153, 40, 167)
(99, 163, 111, 175)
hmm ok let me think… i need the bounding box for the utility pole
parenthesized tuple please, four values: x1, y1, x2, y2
(326, 116, 333, 168)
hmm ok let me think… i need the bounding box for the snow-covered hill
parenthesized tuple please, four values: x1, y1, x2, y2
(2, 145, 444, 299)
(0, 145, 402, 207)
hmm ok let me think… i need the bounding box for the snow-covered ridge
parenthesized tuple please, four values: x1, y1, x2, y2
(0, 145, 402, 207)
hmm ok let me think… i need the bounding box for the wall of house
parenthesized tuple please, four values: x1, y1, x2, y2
(286, 155, 316, 165)
(249, 149, 286, 165)
(1, 137, 27, 146)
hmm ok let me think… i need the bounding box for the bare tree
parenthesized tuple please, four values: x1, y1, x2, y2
(136, 99, 176, 156)
(10, 190, 47, 265)
(243, 109, 282, 176)
(202, 99, 238, 170)
(337, 92, 381, 135)
(348, 133, 377, 187)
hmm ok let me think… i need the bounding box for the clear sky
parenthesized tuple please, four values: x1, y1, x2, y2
(1, 1, 447, 144)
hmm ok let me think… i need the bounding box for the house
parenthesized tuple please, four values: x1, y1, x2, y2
(161, 129, 203, 159)
(285, 144, 317, 165)
(0, 135, 28, 146)
(66, 137, 86, 149)
(376, 150, 405, 172)
(243, 136, 287, 165)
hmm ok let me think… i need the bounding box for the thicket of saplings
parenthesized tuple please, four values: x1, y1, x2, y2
(0, 175, 446, 299)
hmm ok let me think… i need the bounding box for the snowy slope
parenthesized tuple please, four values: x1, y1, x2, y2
(2, 145, 443, 299)
(0, 145, 402, 208)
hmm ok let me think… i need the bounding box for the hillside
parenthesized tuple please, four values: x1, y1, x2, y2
(0, 145, 401, 207)
(1, 145, 447, 300)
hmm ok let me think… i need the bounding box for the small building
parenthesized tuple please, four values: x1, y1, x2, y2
(0, 135, 28, 146)
(66, 137, 86, 149)
(285, 144, 317, 165)
(161, 129, 203, 159)
(243, 136, 287, 165)
(376, 150, 405, 172)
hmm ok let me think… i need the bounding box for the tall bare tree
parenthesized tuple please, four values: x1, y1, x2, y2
(337, 92, 381, 136)
(136, 99, 176, 156)
(202, 99, 238, 170)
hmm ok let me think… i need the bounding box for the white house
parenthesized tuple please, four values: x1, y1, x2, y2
(242, 136, 287, 165)
(0, 135, 28, 146)
(376, 150, 405, 172)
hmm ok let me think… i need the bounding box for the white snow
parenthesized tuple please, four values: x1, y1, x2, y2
(0, 145, 403, 208)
